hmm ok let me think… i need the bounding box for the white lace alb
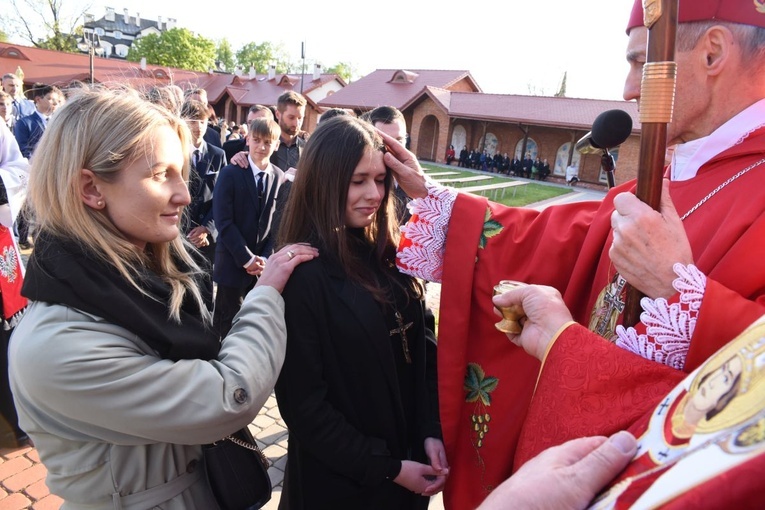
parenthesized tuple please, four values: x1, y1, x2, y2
(615, 263, 706, 370)
(396, 183, 457, 282)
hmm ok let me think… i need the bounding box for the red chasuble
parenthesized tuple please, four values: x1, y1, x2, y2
(519, 318, 765, 509)
(433, 127, 765, 509)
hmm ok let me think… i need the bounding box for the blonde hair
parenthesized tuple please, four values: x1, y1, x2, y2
(28, 87, 211, 323)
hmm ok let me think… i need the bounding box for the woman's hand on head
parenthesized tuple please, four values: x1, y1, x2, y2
(492, 285, 574, 361)
(255, 244, 319, 293)
(377, 129, 428, 200)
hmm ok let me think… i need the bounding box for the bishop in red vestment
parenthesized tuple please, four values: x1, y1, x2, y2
(387, 1, 765, 507)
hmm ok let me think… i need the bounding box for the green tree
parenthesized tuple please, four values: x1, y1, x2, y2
(37, 28, 78, 52)
(128, 28, 216, 72)
(0, 30, 8, 43)
(215, 38, 236, 72)
(8, 0, 84, 52)
(325, 62, 354, 83)
(235, 41, 292, 74)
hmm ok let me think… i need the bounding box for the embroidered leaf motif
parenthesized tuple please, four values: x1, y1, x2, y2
(479, 208, 503, 249)
(464, 362, 485, 402)
(480, 377, 499, 395)
(464, 362, 499, 449)
(464, 363, 498, 406)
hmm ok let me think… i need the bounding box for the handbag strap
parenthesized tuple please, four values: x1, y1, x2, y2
(224, 434, 270, 470)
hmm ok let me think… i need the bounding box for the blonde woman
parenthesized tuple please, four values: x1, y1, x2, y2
(8, 88, 317, 509)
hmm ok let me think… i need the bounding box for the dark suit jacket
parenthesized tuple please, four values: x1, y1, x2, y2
(275, 257, 439, 510)
(203, 125, 222, 148)
(14, 112, 45, 158)
(212, 162, 290, 287)
(185, 144, 226, 240)
(222, 137, 247, 163)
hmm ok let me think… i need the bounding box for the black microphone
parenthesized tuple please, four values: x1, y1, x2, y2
(575, 109, 633, 188)
(575, 109, 633, 155)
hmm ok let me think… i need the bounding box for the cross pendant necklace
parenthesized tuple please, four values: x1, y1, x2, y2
(390, 310, 413, 364)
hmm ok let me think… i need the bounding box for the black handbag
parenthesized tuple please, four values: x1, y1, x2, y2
(203, 427, 272, 510)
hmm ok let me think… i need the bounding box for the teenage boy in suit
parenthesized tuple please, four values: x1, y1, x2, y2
(14, 84, 63, 159)
(212, 118, 290, 337)
(13, 83, 63, 248)
(181, 99, 226, 310)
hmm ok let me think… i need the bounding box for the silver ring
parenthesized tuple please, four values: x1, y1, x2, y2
(287, 250, 295, 260)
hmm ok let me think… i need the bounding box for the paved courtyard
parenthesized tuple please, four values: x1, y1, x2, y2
(1, 172, 605, 509)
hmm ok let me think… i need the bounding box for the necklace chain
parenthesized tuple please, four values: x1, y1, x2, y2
(680, 158, 765, 221)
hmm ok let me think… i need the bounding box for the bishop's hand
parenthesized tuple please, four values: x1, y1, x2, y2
(610, 179, 693, 299)
(492, 285, 573, 361)
(378, 129, 428, 200)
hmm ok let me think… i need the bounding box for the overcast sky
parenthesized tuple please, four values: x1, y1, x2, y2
(8, 0, 638, 101)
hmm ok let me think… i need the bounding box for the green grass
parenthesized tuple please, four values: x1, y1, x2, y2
(422, 163, 572, 207)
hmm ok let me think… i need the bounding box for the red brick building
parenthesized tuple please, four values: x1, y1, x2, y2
(1, 41, 641, 186)
(321, 69, 641, 187)
(0, 42, 344, 134)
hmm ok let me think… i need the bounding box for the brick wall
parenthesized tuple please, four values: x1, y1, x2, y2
(409, 96, 640, 187)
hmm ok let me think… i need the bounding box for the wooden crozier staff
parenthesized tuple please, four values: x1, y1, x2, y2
(622, 0, 679, 327)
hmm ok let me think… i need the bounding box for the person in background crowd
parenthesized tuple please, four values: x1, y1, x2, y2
(180, 99, 226, 304)
(0, 91, 13, 129)
(185, 87, 223, 149)
(0, 121, 28, 448)
(445, 144, 455, 165)
(213, 118, 292, 338)
(270, 91, 307, 173)
(223, 104, 274, 163)
(14, 83, 64, 249)
(1, 74, 34, 130)
(458, 146, 469, 168)
(146, 84, 184, 116)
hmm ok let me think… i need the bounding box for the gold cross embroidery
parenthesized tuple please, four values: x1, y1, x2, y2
(390, 311, 413, 364)
(594, 274, 627, 337)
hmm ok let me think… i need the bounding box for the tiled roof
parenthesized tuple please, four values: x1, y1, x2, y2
(196, 73, 339, 107)
(447, 92, 639, 131)
(318, 69, 479, 110)
(419, 86, 452, 112)
(0, 43, 341, 108)
(0, 43, 201, 88)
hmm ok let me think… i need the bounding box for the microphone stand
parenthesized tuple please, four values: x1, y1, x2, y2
(601, 150, 616, 189)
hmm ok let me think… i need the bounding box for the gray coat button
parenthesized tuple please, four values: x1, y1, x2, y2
(233, 388, 248, 404)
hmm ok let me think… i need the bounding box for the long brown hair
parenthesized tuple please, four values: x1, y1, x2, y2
(278, 116, 421, 302)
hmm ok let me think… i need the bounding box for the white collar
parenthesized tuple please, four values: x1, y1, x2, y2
(248, 157, 274, 177)
(670, 98, 765, 181)
(191, 140, 208, 155)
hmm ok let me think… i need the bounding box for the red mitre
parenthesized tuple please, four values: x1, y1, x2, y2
(627, 0, 765, 33)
